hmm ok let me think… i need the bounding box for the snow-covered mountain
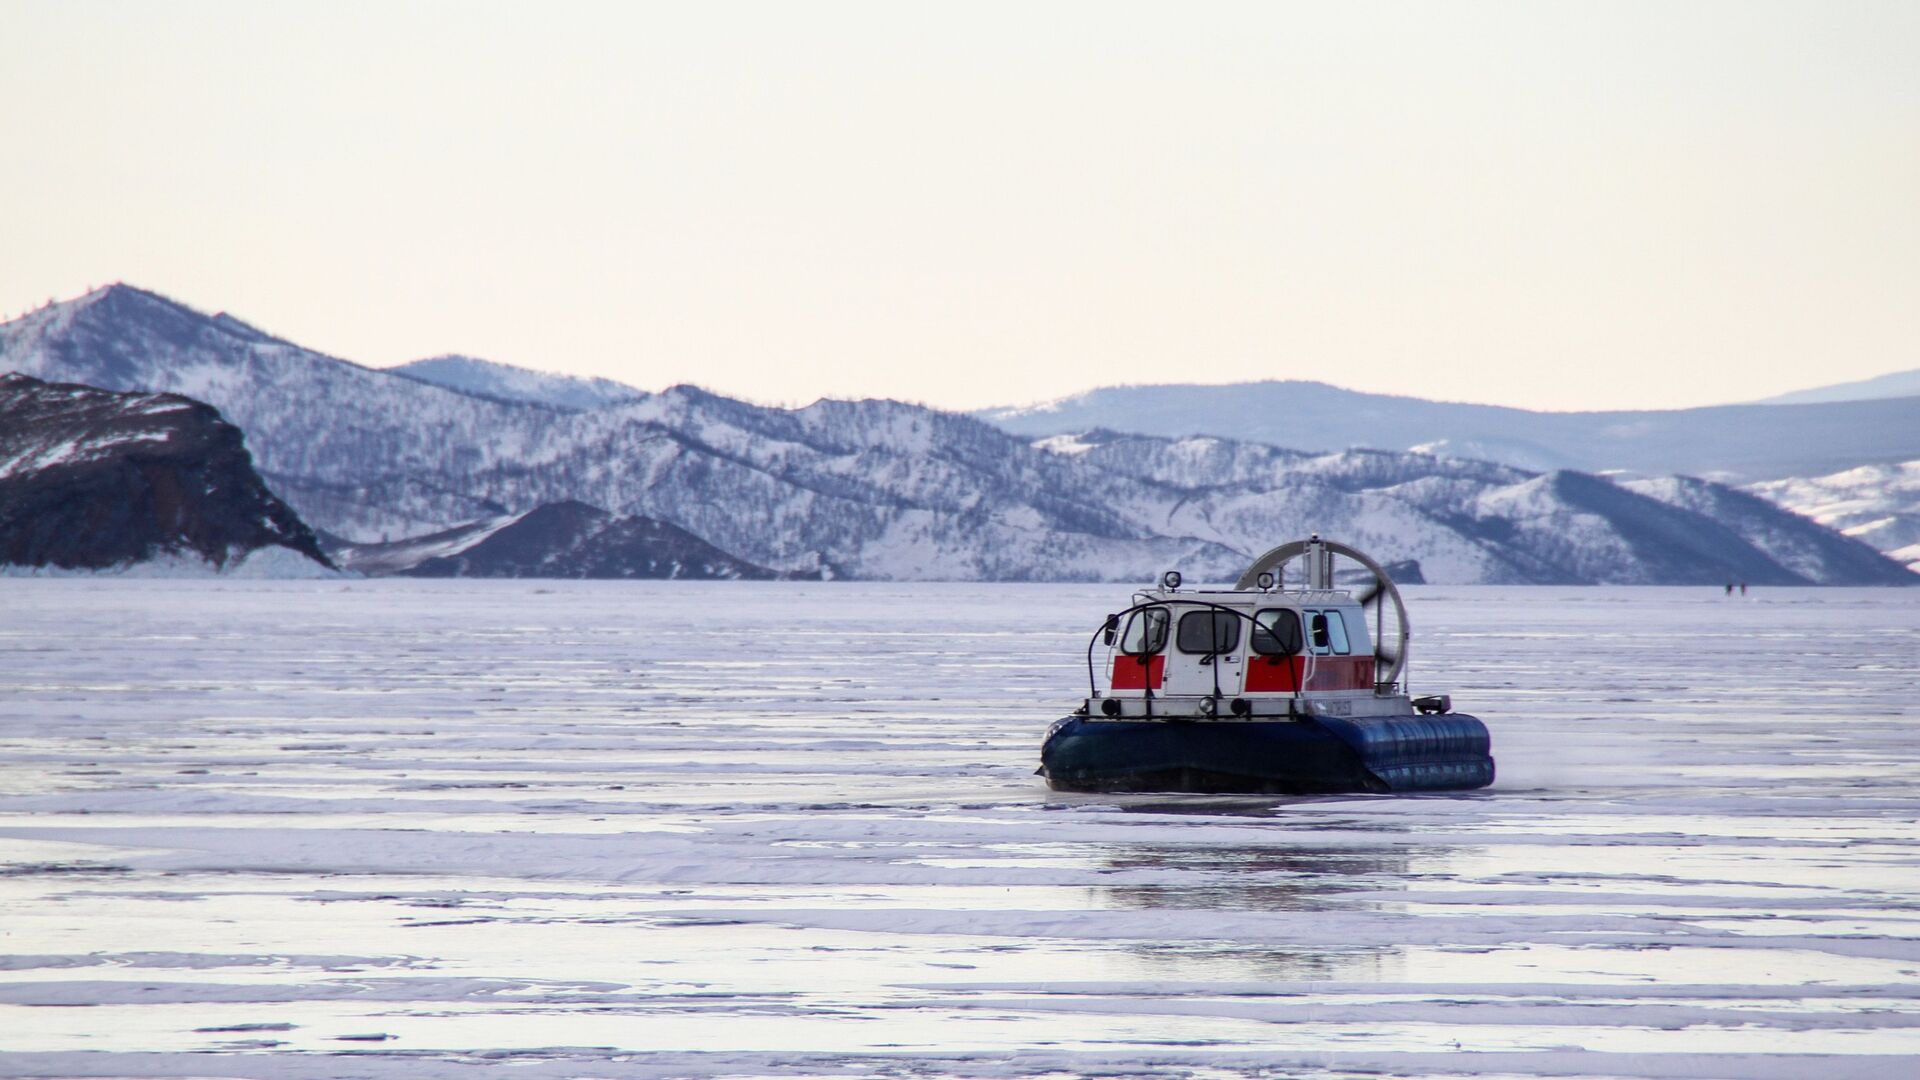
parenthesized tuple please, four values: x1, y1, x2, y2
(0, 286, 1239, 580)
(3, 284, 1912, 585)
(335, 500, 804, 579)
(1043, 430, 1911, 586)
(325, 513, 519, 575)
(1747, 462, 1920, 573)
(0, 286, 559, 543)
(0, 372, 332, 575)
(978, 380, 1920, 482)
(1620, 475, 1916, 583)
(391, 355, 646, 411)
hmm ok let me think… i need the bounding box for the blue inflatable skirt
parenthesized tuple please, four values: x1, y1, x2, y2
(1039, 711, 1494, 794)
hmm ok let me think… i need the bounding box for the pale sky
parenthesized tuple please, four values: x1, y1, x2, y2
(2, 1, 1915, 412)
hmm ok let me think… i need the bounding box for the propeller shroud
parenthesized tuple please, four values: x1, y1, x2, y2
(1232, 538, 1410, 689)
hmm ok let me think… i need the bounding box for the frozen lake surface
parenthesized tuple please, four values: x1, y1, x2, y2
(1, 581, 1917, 1079)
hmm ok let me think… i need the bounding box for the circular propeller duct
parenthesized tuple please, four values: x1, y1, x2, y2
(1232, 538, 1410, 687)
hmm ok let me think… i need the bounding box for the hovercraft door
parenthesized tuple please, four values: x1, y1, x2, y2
(1164, 609, 1243, 701)
(1108, 606, 1169, 695)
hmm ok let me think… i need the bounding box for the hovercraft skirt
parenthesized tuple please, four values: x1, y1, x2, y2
(1039, 712, 1494, 794)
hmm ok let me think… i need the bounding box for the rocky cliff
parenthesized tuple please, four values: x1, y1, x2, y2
(0, 372, 331, 573)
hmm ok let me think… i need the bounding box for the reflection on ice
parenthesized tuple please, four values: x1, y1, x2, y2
(1097, 840, 1422, 983)
(0, 581, 1917, 1077)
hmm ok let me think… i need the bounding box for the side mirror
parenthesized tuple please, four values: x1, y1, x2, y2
(1310, 613, 1331, 650)
(1101, 614, 1118, 646)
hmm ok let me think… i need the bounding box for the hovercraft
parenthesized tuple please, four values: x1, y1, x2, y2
(1040, 536, 1493, 794)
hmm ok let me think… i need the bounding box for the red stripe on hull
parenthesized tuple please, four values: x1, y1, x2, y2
(1242, 655, 1374, 692)
(1243, 655, 1304, 692)
(1111, 654, 1165, 690)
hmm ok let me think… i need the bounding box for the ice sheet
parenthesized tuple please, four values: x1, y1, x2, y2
(0, 581, 1916, 1077)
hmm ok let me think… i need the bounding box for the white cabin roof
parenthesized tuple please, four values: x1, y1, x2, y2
(1130, 587, 1357, 607)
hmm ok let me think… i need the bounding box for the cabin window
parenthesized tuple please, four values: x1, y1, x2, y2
(1308, 610, 1352, 655)
(1251, 608, 1303, 655)
(1176, 610, 1240, 654)
(1119, 607, 1169, 655)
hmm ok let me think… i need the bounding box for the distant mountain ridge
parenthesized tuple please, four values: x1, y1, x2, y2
(1046, 429, 1909, 586)
(392, 355, 646, 411)
(1755, 368, 1920, 406)
(333, 500, 807, 579)
(978, 380, 1920, 482)
(2, 284, 1912, 585)
(1749, 461, 1920, 573)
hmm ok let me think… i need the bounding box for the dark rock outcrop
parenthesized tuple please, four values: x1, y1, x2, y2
(0, 372, 331, 572)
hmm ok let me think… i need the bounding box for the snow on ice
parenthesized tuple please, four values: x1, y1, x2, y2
(0, 580, 1916, 1078)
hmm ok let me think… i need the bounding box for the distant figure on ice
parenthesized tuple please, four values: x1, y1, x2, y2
(1740, 582, 1748, 596)
(1725, 582, 1734, 596)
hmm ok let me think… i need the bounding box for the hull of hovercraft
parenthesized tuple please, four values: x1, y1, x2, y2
(1039, 712, 1494, 794)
